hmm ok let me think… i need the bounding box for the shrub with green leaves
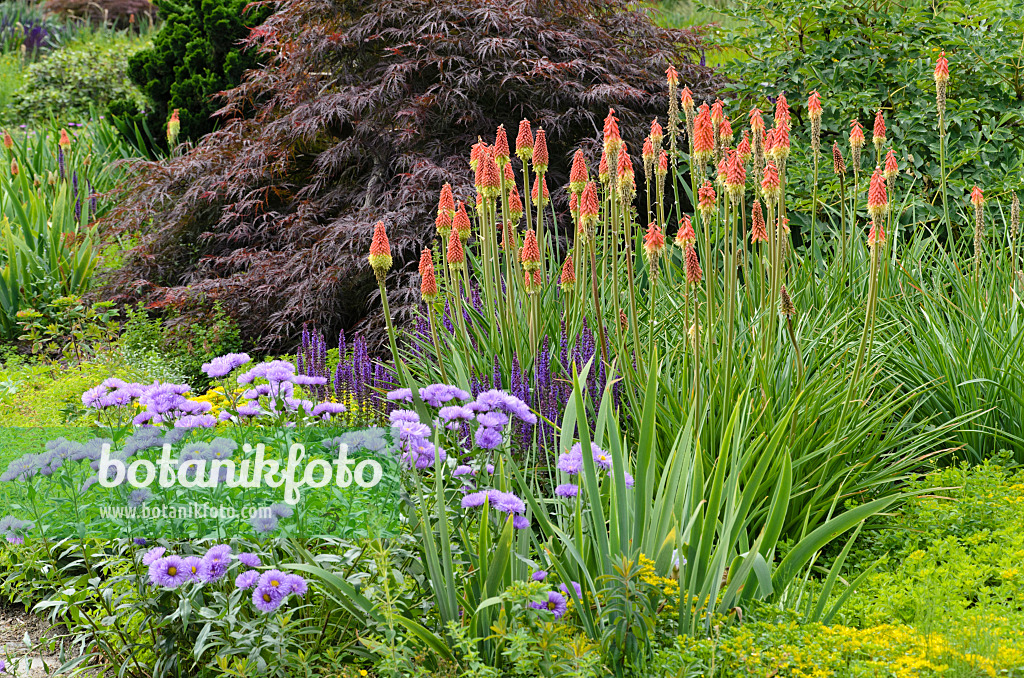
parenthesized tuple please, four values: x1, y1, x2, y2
(117, 302, 241, 388)
(9, 40, 145, 122)
(715, 0, 1024, 236)
(119, 0, 271, 146)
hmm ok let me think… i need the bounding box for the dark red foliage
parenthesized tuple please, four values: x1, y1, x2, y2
(101, 0, 722, 352)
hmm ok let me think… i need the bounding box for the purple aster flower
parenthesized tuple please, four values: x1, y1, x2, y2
(393, 420, 432, 441)
(127, 488, 153, 508)
(532, 571, 548, 582)
(149, 556, 189, 588)
(557, 449, 583, 475)
(284, 574, 308, 597)
(389, 409, 420, 424)
(174, 414, 218, 429)
(592, 445, 613, 471)
(291, 374, 328, 386)
(474, 426, 503, 449)
(558, 581, 583, 600)
(133, 538, 147, 546)
(182, 556, 203, 581)
(453, 465, 474, 477)
(269, 503, 294, 519)
(530, 591, 567, 619)
(386, 388, 413, 402)
(489, 491, 525, 515)
(199, 544, 232, 582)
(312, 402, 347, 418)
(512, 515, 530, 529)
(485, 464, 495, 474)
(235, 570, 259, 590)
(461, 491, 489, 509)
(437, 405, 474, 429)
(142, 547, 166, 566)
(236, 402, 263, 417)
(252, 583, 286, 613)
(250, 513, 279, 534)
(202, 353, 251, 378)
(259, 570, 292, 594)
(554, 483, 579, 498)
(238, 552, 262, 568)
(477, 412, 509, 429)
(419, 384, 471, 406)
(623, 472, 634, 488)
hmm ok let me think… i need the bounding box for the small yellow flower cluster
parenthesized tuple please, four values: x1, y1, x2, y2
(190, 385, 240, 418)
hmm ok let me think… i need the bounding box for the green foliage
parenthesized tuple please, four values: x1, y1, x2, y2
(0, 179, 99, 340)
(118, 302, 241, 388)
(15, 295, 120, 361)
(8, 38, 146, 122)
(715, 0, 1024, 231)
(121, 0, 271, 145)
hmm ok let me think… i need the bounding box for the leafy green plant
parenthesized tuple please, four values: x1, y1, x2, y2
(15, 295, 119, 362)
(714, 0, 1024, 237)
(0, 179, 98, 340)
(9, 38, 146, 122)
(118, 303, 241, 389)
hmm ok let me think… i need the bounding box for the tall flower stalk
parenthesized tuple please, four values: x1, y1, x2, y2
(935, 51, 952, 238)
(807, 91, 823, 297)
(369, 221, 405, 383)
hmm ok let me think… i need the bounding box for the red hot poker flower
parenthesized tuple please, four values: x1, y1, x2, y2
(419, 249, 438, 302)
(533, 129, 549, 173)
(454, 201, 472, 242)
(368, 221, 392, 275)
(603, 108, 622, 154)
(883, 149, 899, 181)
(749, 107, 764, 133)
(657, 150, 668, 177)
(807, 91, 823, 120)
(751, 200, 767, 243)
(569, 150, 588, 192)
(692, 104, 714, 164)
(650, 119, 664, 148)
(521, 229, 541, 271)
(934, 51, 950, 84)
(867, 167, 888, 221)
(666, 65, 679, 86)
(515, 120, 533, 161)
(494, 125, 510, 167)
(447, 225, 465, 267)
(676, 215, 696, 247)
(643, 222, 666, 260)
(774, 92, 790, 130)
(685, 243, 703, 284)
(680, 87, 695, 116)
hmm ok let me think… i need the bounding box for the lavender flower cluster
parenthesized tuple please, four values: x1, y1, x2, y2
(143, 545, 306, 614)
(296, 326, 398, 423)
(81, 353, 351, 428)
(83, 378, 217, 429)
(410, 307, 626, 454)
(232, 358, 347, 420)
(461, 488, 530, 529)
(555, 441, 634, 498)
(385, 385, 536, 469)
